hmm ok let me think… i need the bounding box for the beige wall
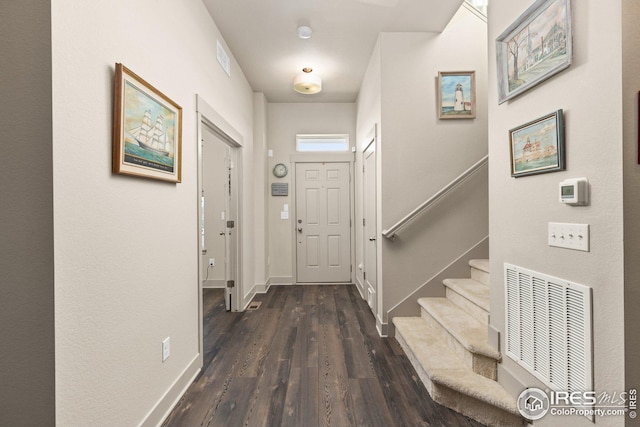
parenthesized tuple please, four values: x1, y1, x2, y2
(252, 93, 270, 291)
(267, 103, 357, 282)
(355, 39, 382, 302)
(0, 1, 55, 425)
(622, 0, 640, 421)
(356, 5, 489, 330)
(488, 1, 626, 425)
(50, 0, 256, 425)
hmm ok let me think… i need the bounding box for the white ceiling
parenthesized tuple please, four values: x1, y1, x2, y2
(202, 0, 465, 103)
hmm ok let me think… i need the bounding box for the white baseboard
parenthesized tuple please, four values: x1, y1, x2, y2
(269, 276, 294, 285)
(376, 314, 388, 337)
(241, 279, 272, 311)
(242, 288, 256, 311)
(497, 363, 529, 402)
(354, 276, 366, 299)
(253, 277, 272, 294)
(140, 353, 201, 427)
(203, 279, 225, 289)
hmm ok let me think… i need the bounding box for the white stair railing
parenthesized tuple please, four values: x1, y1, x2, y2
(382, 155, 488, 240)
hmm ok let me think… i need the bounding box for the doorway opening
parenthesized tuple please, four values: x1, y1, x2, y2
(201, 126, 237, 308)
(196, 95, 243, 364)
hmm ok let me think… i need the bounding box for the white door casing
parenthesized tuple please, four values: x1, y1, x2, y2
(363, 138, 377, 313)
(296, 162, 351, 283)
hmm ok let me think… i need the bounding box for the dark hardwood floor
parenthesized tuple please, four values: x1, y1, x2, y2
(163, 285, 486, 427)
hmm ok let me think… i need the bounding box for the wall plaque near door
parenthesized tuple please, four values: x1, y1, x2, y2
(271, 183, 288, 196)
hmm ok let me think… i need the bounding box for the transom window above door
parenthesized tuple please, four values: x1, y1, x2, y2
(465, 0, 487, 15)
(296, 134, 350, 152)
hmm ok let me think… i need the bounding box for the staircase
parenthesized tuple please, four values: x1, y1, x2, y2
(393, 260, 525, 427)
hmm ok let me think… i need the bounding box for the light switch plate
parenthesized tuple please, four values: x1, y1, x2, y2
(548, 222, 589, 252)
(162, 337, 170, 362)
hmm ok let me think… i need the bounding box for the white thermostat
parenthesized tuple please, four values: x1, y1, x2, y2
(559, 177, 589, 205)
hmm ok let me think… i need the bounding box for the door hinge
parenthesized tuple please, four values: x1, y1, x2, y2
(226, 280, 235, 288)
(363, 218, 366, 226)
(227, 220, 235, 229)
(364, 272, 366, 280)
(351, 265, 353, 272)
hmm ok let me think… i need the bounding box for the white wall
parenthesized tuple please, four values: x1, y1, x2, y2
(50, 0, 256, 425)
(356, 5, 489, 331)
(488, 1, 626, 425)
(267, 103, 357, 282)
(0, 1, 55, 425)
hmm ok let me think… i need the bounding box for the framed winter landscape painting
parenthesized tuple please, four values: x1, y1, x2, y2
(113, 63, 182, 182)
(438, 71, 476, 119)
(509, 109, 565, 177)
(496, 0, 572, 104)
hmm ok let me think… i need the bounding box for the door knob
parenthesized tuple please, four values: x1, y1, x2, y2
(369, 236, 376, 241)
(298, 227, 303, 233)
(219, 231, 226, 236)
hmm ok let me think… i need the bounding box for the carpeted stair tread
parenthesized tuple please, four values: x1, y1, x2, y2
(443, 278, 489, 312)
(393, 317, 519, 416)
(469, 259, 489, 274)
(418, 297, 500, 360)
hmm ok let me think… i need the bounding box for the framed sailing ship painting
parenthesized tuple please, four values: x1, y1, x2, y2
(113, 63, 182, 182)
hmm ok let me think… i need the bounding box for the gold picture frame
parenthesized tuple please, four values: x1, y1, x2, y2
(437, 71, 476, 120)
(112, 63, 182, 182)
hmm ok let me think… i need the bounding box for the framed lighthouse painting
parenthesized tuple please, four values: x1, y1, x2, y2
(509, 109, 565, 177)
(113, 63, 182, 183)
(438, 71, 476, 120)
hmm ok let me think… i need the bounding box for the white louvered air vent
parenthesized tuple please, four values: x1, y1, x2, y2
(505, 263, 593, 394)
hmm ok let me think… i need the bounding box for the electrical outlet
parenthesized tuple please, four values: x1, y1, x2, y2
(208, 258, 215, 267)
(162, 337, 170, 362)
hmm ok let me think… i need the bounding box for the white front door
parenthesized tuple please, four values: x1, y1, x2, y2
(296, 162, 351, 283)
(363, 139, 377, 313)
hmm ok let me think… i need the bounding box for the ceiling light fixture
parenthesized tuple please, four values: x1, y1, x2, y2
(297, 25, 313, 39)
(293, 67, 322, 94)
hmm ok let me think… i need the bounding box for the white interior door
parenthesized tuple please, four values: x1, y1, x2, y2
(201, 126, 238, 311)
(363, 140, 377, 312)
(296, 162, 351, 283)
(223, 148, 237, 311)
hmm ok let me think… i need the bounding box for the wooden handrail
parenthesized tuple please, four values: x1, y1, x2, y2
(382, 155, 488, 240)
